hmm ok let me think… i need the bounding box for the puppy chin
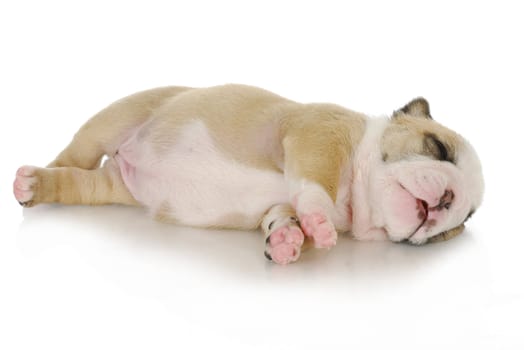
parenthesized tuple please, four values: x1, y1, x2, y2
(405, 234, 429, 245)
(384, 225, 429, 245)
(385, 227, 423, 244)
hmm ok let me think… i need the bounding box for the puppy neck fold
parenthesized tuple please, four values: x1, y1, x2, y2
(350, 117, 389, 237)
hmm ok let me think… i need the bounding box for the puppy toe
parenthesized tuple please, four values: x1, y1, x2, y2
(265, 225, 305, 265)
(13, 166, 39, 206)
(299, 212, 337, 249)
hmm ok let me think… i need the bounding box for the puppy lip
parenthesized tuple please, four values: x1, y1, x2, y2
(405, 198, 429, 242)
(416, 198, 429, 221)
(396, 184, 432, 242)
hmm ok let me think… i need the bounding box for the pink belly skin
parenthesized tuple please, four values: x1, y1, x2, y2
(113, 121, 290, 229)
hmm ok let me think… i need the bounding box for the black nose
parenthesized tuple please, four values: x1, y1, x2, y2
(437, 190, 454, 210)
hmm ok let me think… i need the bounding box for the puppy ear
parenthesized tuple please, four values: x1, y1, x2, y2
(427, 224, 464, 243)
(394, 97, 432, 119)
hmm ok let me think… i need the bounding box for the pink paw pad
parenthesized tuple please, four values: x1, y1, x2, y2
(13, 166, 37, 205)
(299, 213, 337, 249)
(265, 225, 305, 265)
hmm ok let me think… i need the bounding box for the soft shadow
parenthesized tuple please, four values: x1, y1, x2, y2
(17, 204, 262, 268)
(17, 204, 478, 285)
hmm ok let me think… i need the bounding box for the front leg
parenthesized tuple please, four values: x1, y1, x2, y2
(291, 181, 338, 249)
(280, 113, 354, 250)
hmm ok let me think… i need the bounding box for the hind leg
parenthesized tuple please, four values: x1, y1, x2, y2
(14, 159, 138, 207)
(46, 106, 131, 169)
(47, 131, 106, 169)
(261, 204, 308, 265)
(47, 86, 192, 169)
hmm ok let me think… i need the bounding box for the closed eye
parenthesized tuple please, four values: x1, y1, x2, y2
(433, 137, 449, 161)
(425, 133, 455, 163)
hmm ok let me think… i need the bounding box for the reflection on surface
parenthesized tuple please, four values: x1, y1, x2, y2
(17, 204, 481, 288)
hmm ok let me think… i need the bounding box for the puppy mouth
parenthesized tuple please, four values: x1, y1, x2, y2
(396, 185, 455, 244)
(397, 184, 430, 241)
(400, 198, 429, 244)
(411, 190, 454, 238)
(416, 198, 429, 222)
(410, 199, 429, 238)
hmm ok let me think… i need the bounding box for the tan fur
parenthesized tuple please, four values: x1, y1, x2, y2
(395, 97, 431, 119)
(24, 160, 137, 206)
(37, 84, 368, 234)
(281, 104, 366, 200)
(15, 84, 478, 264)
(378, 114, 469, 241)
(144, 85, 292, 171)
(427, 224, 465, 243)
(48, 86, 192, 169)
(99, 85, 366, 201)
(381, 114, 462, 163)
(20, 84, 437, 220)
(154, 201, 177, 223)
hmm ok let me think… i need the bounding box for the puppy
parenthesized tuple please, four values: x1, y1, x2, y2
(13, 84, 484, 264)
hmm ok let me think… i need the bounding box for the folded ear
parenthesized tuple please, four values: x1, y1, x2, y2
(394, 97, 432, 119)
(427, 224, 464, 243)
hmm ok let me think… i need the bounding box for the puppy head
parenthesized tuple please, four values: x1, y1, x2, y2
(366, 98, 484, 244)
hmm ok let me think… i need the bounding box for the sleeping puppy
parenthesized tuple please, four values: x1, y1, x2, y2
(13, 84, 484, 264)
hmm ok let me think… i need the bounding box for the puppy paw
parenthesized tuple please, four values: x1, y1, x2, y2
(13, 166, 39, 207)
(299, 212, 337, 249)
(265, 220, 305, 265)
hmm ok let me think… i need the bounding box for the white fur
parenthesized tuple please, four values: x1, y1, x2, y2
(351, 117, 484, 244)
(351, 117, 390, 240)
(456, 139, 484, 209)
(287, 180, 334, 217)
(114, 112, 484, 244)
(378, 160, 468, 242)
(117, 120, 289, 228)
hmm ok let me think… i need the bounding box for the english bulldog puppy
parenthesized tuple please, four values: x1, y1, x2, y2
(13, 84, 484, 264)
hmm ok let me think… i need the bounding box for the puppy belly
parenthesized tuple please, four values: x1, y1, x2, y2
(116, 120, 288, 229)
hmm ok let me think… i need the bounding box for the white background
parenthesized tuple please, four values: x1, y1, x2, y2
(1, 1, 522, 349)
